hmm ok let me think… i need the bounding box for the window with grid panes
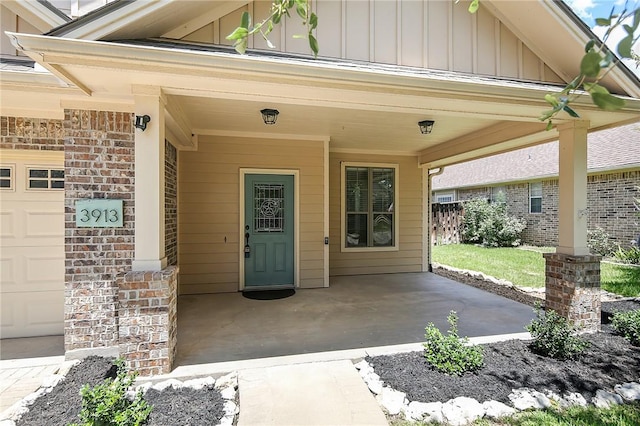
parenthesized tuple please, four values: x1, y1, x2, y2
(27, 168, 64, 190)
(0, 166, 13, 189)
(344, 165, 396, 248)
(529, 182, 542, 213)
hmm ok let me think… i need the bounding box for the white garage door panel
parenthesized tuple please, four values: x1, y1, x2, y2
(0, 150, 64, 338)
(1, 291, 64, 338)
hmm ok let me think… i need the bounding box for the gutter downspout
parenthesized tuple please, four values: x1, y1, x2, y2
(426, 167, 445, 272)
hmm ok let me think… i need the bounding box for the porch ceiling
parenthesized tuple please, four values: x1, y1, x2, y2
(6, 32, 640, 167)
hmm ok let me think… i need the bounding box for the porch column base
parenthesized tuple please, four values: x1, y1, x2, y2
(544, 253, 601, 333)
(117, 266, 178, 376)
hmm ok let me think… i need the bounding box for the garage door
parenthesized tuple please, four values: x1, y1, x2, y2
(1, 149, 64, 338)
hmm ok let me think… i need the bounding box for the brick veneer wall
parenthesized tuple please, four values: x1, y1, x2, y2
(64, 110, 135, 352)
(544, 253, 601, 332)
(118, 267, 178, 376)
(451, 170, 639, 248)
(165, 140, 178, 266)
(1, 116, 65, 150)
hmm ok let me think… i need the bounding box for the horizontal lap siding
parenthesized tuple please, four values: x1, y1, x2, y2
(178, 136, 324, 294)
(329, 152, 423, 276)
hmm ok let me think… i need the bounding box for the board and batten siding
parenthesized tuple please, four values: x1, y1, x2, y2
(183, 0, 563, 84)
(329, 152, 424, 276)
(178, 136, 325, 294)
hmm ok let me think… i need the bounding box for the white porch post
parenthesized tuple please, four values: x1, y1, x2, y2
(132, 90, 167, 271)
(556, 120, 589, 256)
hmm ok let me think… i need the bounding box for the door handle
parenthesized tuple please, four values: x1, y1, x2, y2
(244, 232, 251, 258)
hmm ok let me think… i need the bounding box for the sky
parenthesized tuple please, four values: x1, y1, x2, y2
(565, 0, 640, 76)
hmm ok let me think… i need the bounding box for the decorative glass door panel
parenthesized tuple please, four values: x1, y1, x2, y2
(244, 174, 294, 288)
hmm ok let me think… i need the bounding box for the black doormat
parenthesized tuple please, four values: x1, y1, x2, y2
(242, 288, 296, 300)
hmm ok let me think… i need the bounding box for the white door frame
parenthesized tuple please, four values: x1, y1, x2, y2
(239, 168, 300, 291)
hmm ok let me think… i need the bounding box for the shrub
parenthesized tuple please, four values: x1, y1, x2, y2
(611, 309, 640, 346)
(423, 311, 484, 376)
(587, 227, 617, 257)
(613, 246, 640, 265)
(70, 358, 152, 426)
(461, 198, 526, 247)
(526, 305, 589, 360)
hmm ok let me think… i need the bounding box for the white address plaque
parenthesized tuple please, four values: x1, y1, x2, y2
(76, 199, 124, 227)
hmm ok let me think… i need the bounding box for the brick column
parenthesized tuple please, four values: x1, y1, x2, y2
(544, 253, 601, 332)
(118, 266, 178, 376)
(64, 110, 135, 357)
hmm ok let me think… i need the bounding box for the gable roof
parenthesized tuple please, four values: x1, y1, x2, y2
(432, 123, 640, 190)
(2, 0, 70, 32)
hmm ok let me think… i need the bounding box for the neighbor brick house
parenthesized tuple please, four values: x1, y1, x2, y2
(2, 0, 639, 375)
(432, 124, 640, 248)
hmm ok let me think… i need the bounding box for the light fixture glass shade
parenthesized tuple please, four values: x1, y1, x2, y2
(418, 120, 435, 134)
(260, 109, 279, 125)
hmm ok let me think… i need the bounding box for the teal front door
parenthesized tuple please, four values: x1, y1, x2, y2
(244, 174, 295, 289)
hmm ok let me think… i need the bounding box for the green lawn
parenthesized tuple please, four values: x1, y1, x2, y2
(431, 244, 640, 297)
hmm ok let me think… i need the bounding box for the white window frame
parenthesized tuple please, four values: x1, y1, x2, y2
(529, 182, 542, 214)
(490, 186, 506, 203)
(0, 164, 15, 191)
(25, 166, 64, 191)
(340, 162, 399, 252)
(434, 191, 455, 203)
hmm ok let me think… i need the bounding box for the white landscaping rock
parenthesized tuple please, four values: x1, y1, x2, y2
(151, 378, 183, 392)
(354, 360, 370, 371)
(377, 387, 407, 416)
(0, 419, 16, 426)
(134, 381, 153, 394)
(405, 401, 443, 423)
(442, 397, 484, 426)
(509, 388, 552, 411)
(614, 382, 640, 401)
(215, 372, 238, 390)
(483, 400, 516, 419)
(21, 389, 45, 406)
(366, 377, 383, 395)
(593, 389, 624, 408)
(41, 374, 65, 390)
(220, 386, 236, 401)
(223, 400, 239, 416)
(183, 376, 215, 390)
(559, 392, 588, 408)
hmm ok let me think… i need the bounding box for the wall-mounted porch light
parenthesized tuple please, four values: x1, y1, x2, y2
(135, 115, 151, 131)
(418, 120, 435, 134)
(260, 109, 279, 125)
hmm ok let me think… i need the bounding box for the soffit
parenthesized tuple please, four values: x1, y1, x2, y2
(6, 32, 640, 165)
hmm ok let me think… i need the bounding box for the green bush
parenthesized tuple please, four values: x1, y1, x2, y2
(587, 227, 617, 257)
(614, 246, 640, 265)
(526, 306, 589, 360)
(69, 359, 152, 426)
(611, 309, 640, 346)
(461, 198, 526, 247)
(423, 311, 484, 376)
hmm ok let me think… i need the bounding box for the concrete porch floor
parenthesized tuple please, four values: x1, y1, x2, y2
(175, 272, 536, 366)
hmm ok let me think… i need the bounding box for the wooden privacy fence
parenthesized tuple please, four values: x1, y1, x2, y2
(431, 202, 464, 245)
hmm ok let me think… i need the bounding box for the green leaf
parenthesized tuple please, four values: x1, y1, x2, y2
(595, 18, 611, 26)
(545, 120, 554, 131)
(544, 94, 559, 107)
(240, 11, 250, 29)
(292, 34, 305, 39)
(309, 34, 319, 57)
(234, 38, 248, 55)
(539, 109, 555, 121)
(563, 105, 580, 118)
(584, 39, 595, 53)
(617, 34, 633, 58)
(296, 2, 307, 20)
(584, 82, 609, 94)
(468, 0, 479, 13)
(309, 12, 318, 30)
(273, 13, 282, 24)
(591, 92, 626, 111)
(580, 51, 602, 77)
(599, 51, 614, 68)
(226, 26, 248, 41)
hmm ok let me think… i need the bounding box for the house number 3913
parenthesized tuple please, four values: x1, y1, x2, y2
(75, 199, 124, 228)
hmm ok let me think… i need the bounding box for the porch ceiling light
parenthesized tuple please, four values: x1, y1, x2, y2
(418, 120, 435, 134)
(260, 109, 279, 125)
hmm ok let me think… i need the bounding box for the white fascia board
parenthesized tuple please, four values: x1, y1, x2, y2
(0, 69, 69, 88)
(2, 0, 68, 32)
(59, 0, 174, 40)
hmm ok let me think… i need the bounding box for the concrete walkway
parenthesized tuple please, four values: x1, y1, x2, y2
(238, 360, 387, 426)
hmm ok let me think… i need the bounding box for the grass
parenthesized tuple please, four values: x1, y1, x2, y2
(390, 402, 640, 425)
(431, 244, 640, 297)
